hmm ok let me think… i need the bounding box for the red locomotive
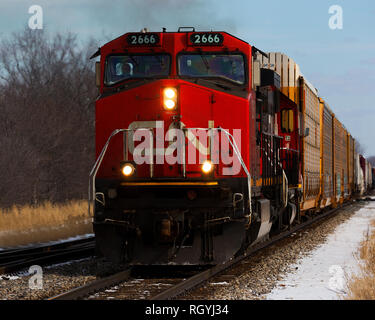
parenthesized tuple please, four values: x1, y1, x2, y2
(90, 28, 352, 266)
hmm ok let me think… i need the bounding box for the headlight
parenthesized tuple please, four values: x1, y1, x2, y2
(164, 88, 176, 99)
(202, 160, 214, 174)
(164, 99, 176, 110)
(163, 87, 177, 110)
(121, 162, 135, 177)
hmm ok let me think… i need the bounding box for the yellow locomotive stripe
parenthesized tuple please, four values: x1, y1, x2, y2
(120, 181, 219, 186)
(120, 179, 301, 188)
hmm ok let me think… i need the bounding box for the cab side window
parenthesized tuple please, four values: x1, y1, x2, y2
(281, 109, 294, 133)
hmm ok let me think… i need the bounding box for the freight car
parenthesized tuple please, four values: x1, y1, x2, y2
(355, 154, 365, 195)
(358, 155, 373, 195)
(89, 28, 368, 265)
(367, 162, 373, 192)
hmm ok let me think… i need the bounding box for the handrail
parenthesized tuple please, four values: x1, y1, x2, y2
(262, 133, 289, 208)
(280, 147, 299, 153)
(88, 127, 252, 223)
(88, 128, 153, 216)
(176, 127, 253, 221)
(282, 170, 288, 208)
(262, 131, 284, 139)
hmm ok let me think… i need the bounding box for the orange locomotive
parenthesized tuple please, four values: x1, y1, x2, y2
(89, 28, 365, 266)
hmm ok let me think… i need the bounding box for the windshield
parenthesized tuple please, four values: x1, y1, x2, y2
(178, 53, 245, 84)
(104, 54, 170, 86)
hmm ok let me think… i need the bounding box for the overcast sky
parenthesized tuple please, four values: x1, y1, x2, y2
(1, 0, 374, 156)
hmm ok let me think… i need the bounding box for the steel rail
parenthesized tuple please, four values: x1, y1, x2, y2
(47, 269, 132, 300)
(0, 236, 95, 257)
(0, 238, 95, 275)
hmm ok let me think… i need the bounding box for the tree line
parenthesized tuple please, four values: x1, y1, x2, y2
(0, 28, 98, 208)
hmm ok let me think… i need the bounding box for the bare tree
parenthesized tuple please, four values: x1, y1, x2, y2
(0, 28, 98, 207)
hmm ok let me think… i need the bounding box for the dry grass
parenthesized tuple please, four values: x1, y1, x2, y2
(346, 220, 375, 299)
(0, 200, 92, 248)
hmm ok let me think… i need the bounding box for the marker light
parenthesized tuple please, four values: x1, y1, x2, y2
(121, 163, 135, 177)
(163, 87, 177, 110)
(202, 160, 214, 174)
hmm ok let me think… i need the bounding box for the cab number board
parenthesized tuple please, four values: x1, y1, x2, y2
(190, 33, 224, 46)
(127, 33, 160, 46)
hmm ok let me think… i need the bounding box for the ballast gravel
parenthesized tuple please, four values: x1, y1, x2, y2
(0, 258, 98, 300)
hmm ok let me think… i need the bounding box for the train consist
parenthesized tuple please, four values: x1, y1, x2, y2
(90, 28, 373, 265)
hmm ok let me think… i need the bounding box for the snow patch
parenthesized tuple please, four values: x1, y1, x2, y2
(266, 204, 375, 300)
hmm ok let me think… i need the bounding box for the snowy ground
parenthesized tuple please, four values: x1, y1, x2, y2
(266, 201, 375, 300)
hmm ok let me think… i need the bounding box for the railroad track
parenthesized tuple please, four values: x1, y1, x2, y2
(48, 201, 360, 300)
(0, 236, 95, 275)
